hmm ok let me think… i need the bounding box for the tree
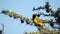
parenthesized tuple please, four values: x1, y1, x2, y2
(0, 24, 4, 34)
(1, 1, 60, 34)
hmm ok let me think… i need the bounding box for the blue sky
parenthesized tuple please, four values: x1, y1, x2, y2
(0, 0, 60, 34)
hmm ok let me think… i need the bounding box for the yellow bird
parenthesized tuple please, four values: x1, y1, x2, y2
(34, 17, 49, 27)
(32, 14, 48, 27)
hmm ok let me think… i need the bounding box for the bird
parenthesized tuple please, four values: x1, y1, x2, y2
(32, 14, 49, 27)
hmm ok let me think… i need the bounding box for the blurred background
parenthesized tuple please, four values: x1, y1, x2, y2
(0, 0, 60, 34)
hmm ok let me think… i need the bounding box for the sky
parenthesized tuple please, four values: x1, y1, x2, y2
(0, 0, 60, 34)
